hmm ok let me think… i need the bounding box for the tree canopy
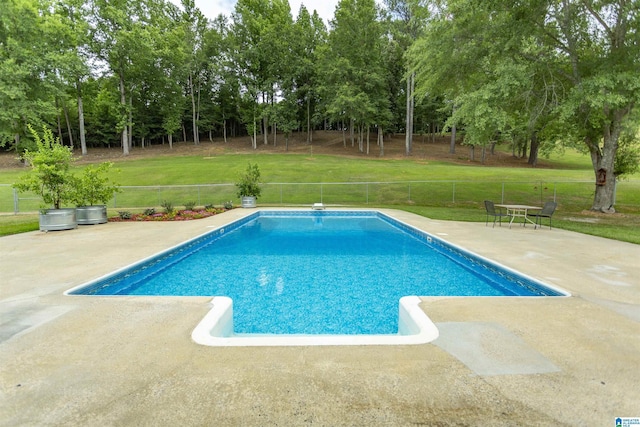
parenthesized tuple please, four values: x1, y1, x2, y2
(1, 0, 638, 210)
(408, 0, 640, 211)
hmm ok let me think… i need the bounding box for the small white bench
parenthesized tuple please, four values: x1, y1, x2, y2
(312, 203, 325, 210)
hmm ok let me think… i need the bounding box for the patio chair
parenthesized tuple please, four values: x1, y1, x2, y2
(530, 201, 557, 230)
(484, 200, 510, 227)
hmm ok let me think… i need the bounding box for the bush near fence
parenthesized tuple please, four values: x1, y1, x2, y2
(3, 180, 639, 215)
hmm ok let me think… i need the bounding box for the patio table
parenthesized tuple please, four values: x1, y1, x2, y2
(495, 204, 542, 228)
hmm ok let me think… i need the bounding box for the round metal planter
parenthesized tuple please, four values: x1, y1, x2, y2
(39, 208, 78, 231)
(241, 196, 257, 208)
(76, 205, 108, 225)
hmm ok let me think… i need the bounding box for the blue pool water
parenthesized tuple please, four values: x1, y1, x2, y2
(70, 211, 563, 335)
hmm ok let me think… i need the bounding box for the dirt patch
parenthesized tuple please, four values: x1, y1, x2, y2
(579, 209, 629, 218)
(0, 131, 547, 170)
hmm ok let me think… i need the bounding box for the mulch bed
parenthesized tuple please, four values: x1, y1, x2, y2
(108, 208, 228, 222)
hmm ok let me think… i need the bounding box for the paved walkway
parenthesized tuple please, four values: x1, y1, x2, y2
(1, 209, 639, 426)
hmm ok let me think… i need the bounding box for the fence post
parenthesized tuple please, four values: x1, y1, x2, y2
(539, 180, 543, 204)
(13, 188, 19, 214)
(366, 183, 369, 204)
(452, 182, 456, 204)
(408, 183, 411, 202)
(501, 182, 505, 203)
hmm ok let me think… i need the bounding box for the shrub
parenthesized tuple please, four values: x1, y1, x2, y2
(224, 200, 233, 210)
(184, 201, 196, 211)
(13, 125, 75, 209)
(118, 211, 132, 220)
(235, 163, 262, 198)
(143, 208, 156, 216)
(71, 162, 120, 206)
(161, 200, 174, 214)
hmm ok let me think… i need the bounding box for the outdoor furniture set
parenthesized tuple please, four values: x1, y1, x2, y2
(484, 200, 557, 229)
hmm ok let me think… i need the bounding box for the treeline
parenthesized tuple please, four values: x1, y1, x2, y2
(2, 0, 638, 211)
(0, 0, 447, 156)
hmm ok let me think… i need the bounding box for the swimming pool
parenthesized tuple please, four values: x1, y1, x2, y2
(67, 210, 567, 346)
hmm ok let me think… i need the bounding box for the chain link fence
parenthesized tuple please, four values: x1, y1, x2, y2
(3, 180, 639, 214)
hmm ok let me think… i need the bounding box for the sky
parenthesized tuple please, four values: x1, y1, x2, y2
(169, 1, 383, 24)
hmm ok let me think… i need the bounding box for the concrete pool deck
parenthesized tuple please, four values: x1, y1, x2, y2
(1, 208, 639, 426)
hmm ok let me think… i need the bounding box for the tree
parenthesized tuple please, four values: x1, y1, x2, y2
(0, 0, 58, 149)
(291, 6, 327, 144)
(410, 0, 640, 211)
(232, 0, 294, 148)
(48, 0, 92, 155)
(384, 0, 428, 155)
(540, 0, 640, 212)
(322, 0, 390, 154)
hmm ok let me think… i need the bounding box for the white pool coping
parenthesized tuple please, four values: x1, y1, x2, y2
(191, 295, 440, 346)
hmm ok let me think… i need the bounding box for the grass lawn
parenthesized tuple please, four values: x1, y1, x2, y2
(1, 145, 638, 243)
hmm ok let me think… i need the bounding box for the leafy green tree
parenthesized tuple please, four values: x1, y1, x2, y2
(232, 0, 294, 148)
(322, 0, 390, 153)
(47, 0, 92, 155)
(410, 0, 639, 211)
(0, 0, 58, 149)
(291, 6, 327, 143)
(384, 0, 428, 155)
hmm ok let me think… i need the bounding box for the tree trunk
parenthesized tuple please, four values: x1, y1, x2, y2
(379, 126, 384, 157)
(55, 98, 63, 143)
(62, 102, 74, 149)
(189, 73, 199, 145)
(77, 80, 87, 155)
(168, 133, 173, 149)
(307, 95, 312, 144)
(350, 119, 355, 147)
(273, 122, 277, 147)
(342, 121, 346, 147)
(528, 132, 540, 166)
(589, 114, 623, 212)
(469, 145, 475, 161)
(263, 115, 268, 146)
(119, 72, 129, 156)
(128, 94, 133, 149)
(367, 126, 371, 156)
(252, 114, 257, 150)
(223, 118, 227, 143)
(450, 124, 456, 154)
(405, 72, 414, 155)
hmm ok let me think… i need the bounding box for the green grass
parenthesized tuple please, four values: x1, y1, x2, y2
(0, 214, 39, 236)
(0, 151, 596, 185)
(1, 148, 639, 243)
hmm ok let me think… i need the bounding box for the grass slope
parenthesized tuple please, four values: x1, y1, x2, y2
(1, 135, 638, 243)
